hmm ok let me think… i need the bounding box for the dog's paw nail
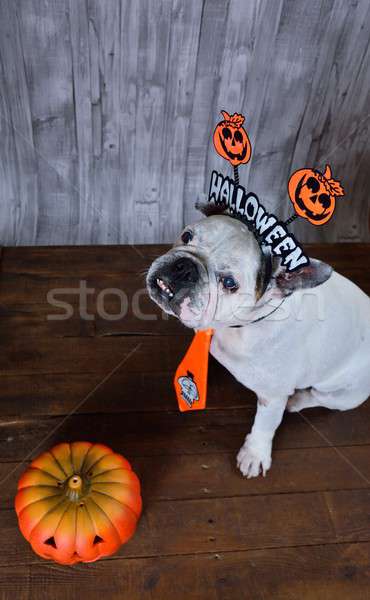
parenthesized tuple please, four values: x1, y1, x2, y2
(237, 440, 271, 479)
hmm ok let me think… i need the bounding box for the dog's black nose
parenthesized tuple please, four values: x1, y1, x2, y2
(172, 257, 199, 283)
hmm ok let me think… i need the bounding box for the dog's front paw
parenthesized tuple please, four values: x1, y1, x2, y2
(237, 434, 272, 478)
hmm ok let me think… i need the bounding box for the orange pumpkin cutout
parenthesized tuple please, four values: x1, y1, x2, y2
(288, 164, 344, 226)
(15, 442, 142, 565)
(213, 111, 252, 166)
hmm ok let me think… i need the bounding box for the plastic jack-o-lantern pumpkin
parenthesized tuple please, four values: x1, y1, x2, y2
(213, 110, 252, 166)
(15, 442, 142, 565)
(288, 164, 344, 226)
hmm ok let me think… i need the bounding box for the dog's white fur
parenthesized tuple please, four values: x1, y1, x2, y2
(147, 215, 370, 477)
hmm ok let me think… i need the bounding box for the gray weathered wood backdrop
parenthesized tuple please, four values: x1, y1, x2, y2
(0, 0, 369, 246)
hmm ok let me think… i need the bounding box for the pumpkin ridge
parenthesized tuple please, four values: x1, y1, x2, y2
(90, 467, 132, 481)
(18, 493, 64, 515)
(79, 444, 110, 474)
(88, 460, 132, 479)
(82, 454, 110, 476)
(91, 489, 141, 520)
(92, 484, 142, 517)
(40, 501, 70, 533)
(16, 484, 60, 492)
(34, 503, 71, 551)
(92, 479, 137, 488)
(31, 451, 66, 480)
(87, 496, 122, 542)
(54, 501, 78, 556)
(23, 497, 68, 538)
(70, 441, 92, 474)
(82, 499, 104, 556)
(49, 450, 70, 478)
(83, 497, 99, 540)
(18, 467, 60, 487)
(82, 448, 115, 476)
(67, 442, 74, 474)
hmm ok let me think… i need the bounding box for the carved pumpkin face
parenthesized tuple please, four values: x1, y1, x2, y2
(288, 165, 344, 226)
(213, 111, 251, 166)
(15, 442, 142, 565)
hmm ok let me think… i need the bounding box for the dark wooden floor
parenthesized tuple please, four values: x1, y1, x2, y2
(0, 244, 369, 599)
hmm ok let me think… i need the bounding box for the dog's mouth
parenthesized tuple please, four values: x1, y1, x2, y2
(155, 276, 174, 300)
(147, 252, 211, 325)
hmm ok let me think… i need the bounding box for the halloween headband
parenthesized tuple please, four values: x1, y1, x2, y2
(208, 170, 308, 272)
(211, 110, 345, 265)
(174, 109, 345, 412)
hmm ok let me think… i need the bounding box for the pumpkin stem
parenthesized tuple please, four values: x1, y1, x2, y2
(68, 475, 82, 491)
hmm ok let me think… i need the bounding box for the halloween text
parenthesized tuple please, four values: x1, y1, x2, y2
(208, 170, 309, 272)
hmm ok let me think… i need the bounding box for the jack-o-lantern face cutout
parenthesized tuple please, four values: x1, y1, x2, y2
(288, 165, 344, 226)
(213, 111, 251, 166)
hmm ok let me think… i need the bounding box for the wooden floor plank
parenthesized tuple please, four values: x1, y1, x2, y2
(0, 245, 163, 275)
(1, 446, 369, 511)
(22, 542, 370, 600)
(0, 348, 368, 426)
(0, 332, 227, 377)
(325, 489, 370, 543)
(1, 542, 369, 600)
(0, 286, 183, 335)
(0, 402, 370, 462)
(2, 487, 370, 567)
(0, 566, 29, 600)
(0, 304, 96, 338)
(0, 357, 252, 416)
(0, 335, 189, 376)
(0, 491, 337, 565)
(0, 272, 169, 321)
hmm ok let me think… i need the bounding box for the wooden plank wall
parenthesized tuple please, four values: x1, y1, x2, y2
(0, 0, 369, 246)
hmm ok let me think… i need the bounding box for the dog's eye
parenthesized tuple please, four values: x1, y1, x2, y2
(181, 230, 193, 245)
(221, 275, 239, 292)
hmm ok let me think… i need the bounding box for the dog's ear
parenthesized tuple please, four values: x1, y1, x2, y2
(255, 245, 273, 301)
(195, 201, 228, 217)
(271, 257, 332, 297)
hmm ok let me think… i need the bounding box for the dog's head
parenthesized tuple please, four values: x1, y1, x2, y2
(146, 209, 332, 329)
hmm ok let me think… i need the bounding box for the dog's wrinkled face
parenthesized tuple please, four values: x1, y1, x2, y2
(147, 213, 333, 329)
(146, 215, 262, 329)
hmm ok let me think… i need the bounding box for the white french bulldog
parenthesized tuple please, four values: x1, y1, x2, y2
(146, 208, 370, 478)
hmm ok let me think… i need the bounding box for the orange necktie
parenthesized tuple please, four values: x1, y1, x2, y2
(174, 329, 214, 412)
